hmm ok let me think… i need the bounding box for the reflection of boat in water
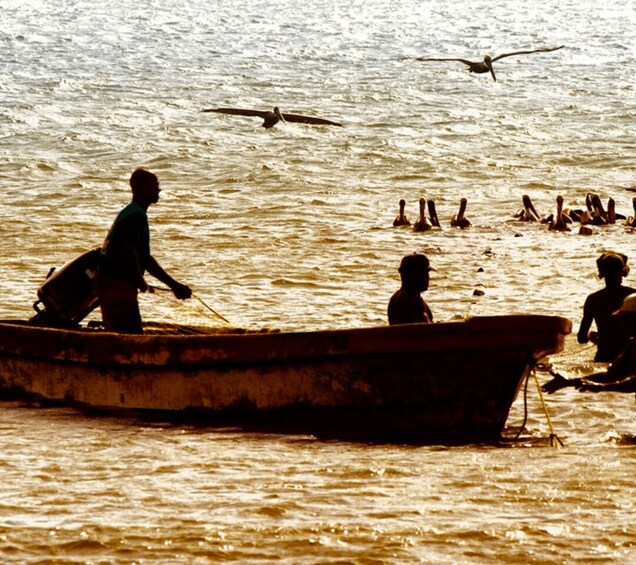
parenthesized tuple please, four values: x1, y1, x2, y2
(0, 314, 571, 445)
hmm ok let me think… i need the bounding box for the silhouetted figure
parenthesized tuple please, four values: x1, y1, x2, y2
(543, 293, 636, 394)
(388, 253, 434, 325)
(96, 168, 192, 333)
(577, 252, 635, 362)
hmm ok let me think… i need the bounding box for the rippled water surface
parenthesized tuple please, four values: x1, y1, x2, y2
(1, 0, 635, 562)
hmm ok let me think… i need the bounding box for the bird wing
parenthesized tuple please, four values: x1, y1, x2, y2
(491, 45, 564, 62)
(201, 107, 268, 117)
(414, 57, 475, 66)
(280, 113, 343, 127)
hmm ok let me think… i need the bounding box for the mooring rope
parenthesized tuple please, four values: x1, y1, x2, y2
(505, 359, 564, 448)
(510, 368, 532, 441)
(532, 368, 564, 448)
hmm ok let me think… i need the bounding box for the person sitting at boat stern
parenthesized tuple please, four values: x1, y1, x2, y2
(542, 292, 636, 395)
(577, 251, 634, 362)
(96, 168, 192, 333)
(388, 253, 434, 325)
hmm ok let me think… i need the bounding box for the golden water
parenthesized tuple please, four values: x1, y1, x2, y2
(0, 0, 634, 562)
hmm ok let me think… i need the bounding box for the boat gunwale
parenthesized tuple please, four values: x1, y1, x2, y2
(0, 314, 572, 368)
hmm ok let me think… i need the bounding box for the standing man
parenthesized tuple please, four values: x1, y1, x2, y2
(96, 168, 192, 333)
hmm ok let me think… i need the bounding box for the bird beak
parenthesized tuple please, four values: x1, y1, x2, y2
(486, 59, 496, 82)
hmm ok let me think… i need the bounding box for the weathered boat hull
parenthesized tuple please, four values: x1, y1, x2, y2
(0, 315, 571, 444)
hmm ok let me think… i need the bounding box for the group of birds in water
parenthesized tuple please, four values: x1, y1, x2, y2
(512, 193, 636, 234)
(392, 193, 636, 234)
(393, 197, 471, 230)
(201, 46, 565, 128)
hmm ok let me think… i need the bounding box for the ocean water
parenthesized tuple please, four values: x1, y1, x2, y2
(0, 0, 635, 562)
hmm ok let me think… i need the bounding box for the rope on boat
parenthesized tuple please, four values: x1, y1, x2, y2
(191, 294, 230, 324)
(506, 360, 564, 447)
(149, 285, 230, 324)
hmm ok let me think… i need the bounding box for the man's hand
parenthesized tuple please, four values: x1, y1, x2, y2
(541, 373, 582, 394)
(171, 282, 192, 300)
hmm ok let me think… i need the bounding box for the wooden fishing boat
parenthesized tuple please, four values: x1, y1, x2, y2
(0, 315, 570, 444)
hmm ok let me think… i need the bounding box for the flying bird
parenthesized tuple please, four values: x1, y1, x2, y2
(201, 106, 343, 128)
(414, 45, 564, 81)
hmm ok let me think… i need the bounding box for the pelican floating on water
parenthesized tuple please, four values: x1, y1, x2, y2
(548, 195, 570, 232)
(579, 193, 596, 225)
(607, 198, 617, 224)
(201, 106, 343, 128)
(450, 198, 471, 228)
(393, 199, 411, 227)
(427, 199, 441, 228)
(413, 198, 433, 232)
(606, 197, 625, 223)
(626, 197, 636, 228)
(414, 45, 564, 81)
(589, 193, 609, 225)
(514, 194, 541, 222)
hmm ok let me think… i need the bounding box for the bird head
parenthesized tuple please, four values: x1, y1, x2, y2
(483, 55, 497, 82)
(273, 106, 285, 122)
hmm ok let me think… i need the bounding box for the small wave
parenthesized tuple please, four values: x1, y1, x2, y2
(270, 279, 320, 288)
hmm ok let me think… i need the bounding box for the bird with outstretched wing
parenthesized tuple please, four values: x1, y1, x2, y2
(202, 106, 343, 128)
(414, 45, 564, 81)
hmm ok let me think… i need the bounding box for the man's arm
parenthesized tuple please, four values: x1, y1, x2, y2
(578, 375, 636, 393)
(145, 255, 192, 299)
(577, 297, 594, 344)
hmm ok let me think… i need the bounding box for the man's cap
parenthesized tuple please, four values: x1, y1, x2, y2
(398, 253, 435, 274)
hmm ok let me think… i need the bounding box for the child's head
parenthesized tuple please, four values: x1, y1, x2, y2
(597, 252, 629, 279)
